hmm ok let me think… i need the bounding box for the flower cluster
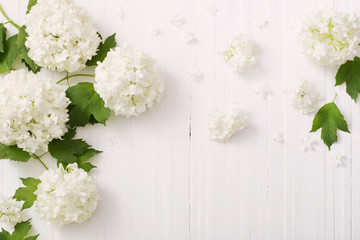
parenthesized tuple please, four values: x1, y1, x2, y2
(207, 104, 247, 142)
(0, 193, 25, 233)
(95, 45, 166, 117)
(285, 78, 322, 114)
(298, 8, 360, 66)
(0, 70, 69, 153)
(35, 164, 99, 226)
(220, 34, 257, 72)
(25, 0, 101, 72)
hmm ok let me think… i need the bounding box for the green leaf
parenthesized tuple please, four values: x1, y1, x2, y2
(16, 26, 40, 73)
(13, 178, 41, 210)
(26, 0, 38, 14)
(0, 144, 31, 162)
(0, 35, 19, 73)
(0, 220, 39, 240)
(0, 25, 7, 53)
(86, 33, 116, 66)
(66, 82, 110, 127)
(335, 57, 360, 102)
(49, 129, 101, 172)
(310, 102, 350, 150)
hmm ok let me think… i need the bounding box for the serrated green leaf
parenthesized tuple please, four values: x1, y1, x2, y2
(0, 35, 19, 73)
(26, 0, 38, 14)
(13, 178, 40, 210)
(0, 220, 39, 240)
(335, 57, 360, 102)
(86, 33, 116, 66)
(0, 25, 7, 53)
(16, 26, 40, 73)
(0, 144, 31, 162)
(66, 82, 110, 127)
(310, 102, 350, 150)
(48, 129, 101, 172)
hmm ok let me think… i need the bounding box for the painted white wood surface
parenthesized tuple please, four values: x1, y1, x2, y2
(0, 0, 359, 239)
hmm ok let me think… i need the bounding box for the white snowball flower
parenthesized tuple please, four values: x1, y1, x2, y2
(273, 131, 284, 142)
(117, 6, 127, 19)
(170, 15, 185, 28)
(0, 193, 26, 233)
(330, 151, 345, 167)
(95, 45, 165, 118)
(298, 8, 360, 66)
(299, 133, 316, 151)
(285, 78, 322, 114)
(254, 82, 272, 100)
(0, 70, 69, 154)
(149, 27, 161, 38)
(187, 69, 203, 82)
(35, 164, 99, 226)
(207, 104, 247, 142)
(256, 19, 269, 29)
(220, 34, 257, 72)
(25, 0, 101, 72)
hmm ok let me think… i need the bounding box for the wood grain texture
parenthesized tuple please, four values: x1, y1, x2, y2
(0, 0, 359, 239)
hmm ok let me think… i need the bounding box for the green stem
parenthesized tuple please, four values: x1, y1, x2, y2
(31, 154, 49, 170)
(0, 6, 20, 30)
(332, 92, 338, 103)
(56, 73, 95, 84)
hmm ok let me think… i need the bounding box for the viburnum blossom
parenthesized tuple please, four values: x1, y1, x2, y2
(207, 104, 247, 142)
(330, 151, 345, 167)
(220, 34, 257, 72)
(0, 193, 25, 233)
(0, 70, 69, 153)
(25, 0, 101, 72)
(254, 82, 272, 100)
(299, 134, 317, 152)
(35, 164, 99, 226)
(94, 45, 166, 117)
(285, 78, 322, 114)
(298, 8, 360, 66)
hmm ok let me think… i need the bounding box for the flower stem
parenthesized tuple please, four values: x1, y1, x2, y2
(0, 6, 20, 30)
(31, 154, 49, 170)
(332, 92, 338, 103)
(56, 73, 95, 84)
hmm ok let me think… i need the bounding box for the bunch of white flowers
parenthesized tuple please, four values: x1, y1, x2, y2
(207, 104, 247, 142)
(94, 45, 166, 117)
(285, 78, 322, 114)
(25, 0, 101, 72)
(0, 193, 25, 233)
(0, 70, 69, 153)
(220, 34, 257, 72)
(298, 8, 360, 66)
(35, 164, 99, 226)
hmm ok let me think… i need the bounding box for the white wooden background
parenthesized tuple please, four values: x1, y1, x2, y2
(1, 0, 360, 239)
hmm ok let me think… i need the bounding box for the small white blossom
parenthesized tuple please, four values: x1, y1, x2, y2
(285, 78, 322, 114)
(203, 4, 218, 16)
(107, 136, 118, 147)
(187, 69, 203, 82)
(256, 19, 269, 29)
(273, 131, 284, 142)
(149, 27, 161, 37)
(25, 0, 101, 72)
(254, 83, 272, 100)
(330, 151, 345, 167)
(117, 6, 127, 19)
(220, 34, 257, 72)
(0, 193, 25, 233)
(180, 30, 196, 44)
(170, 15, 185, 28)
(35, 164, 99, 226)
(299, 134, 316, 151)
(298, 8, 360, 66)
(95, 45, 165, 118)
(207, 104, 247, 142)
(0, 70, 69, 153)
